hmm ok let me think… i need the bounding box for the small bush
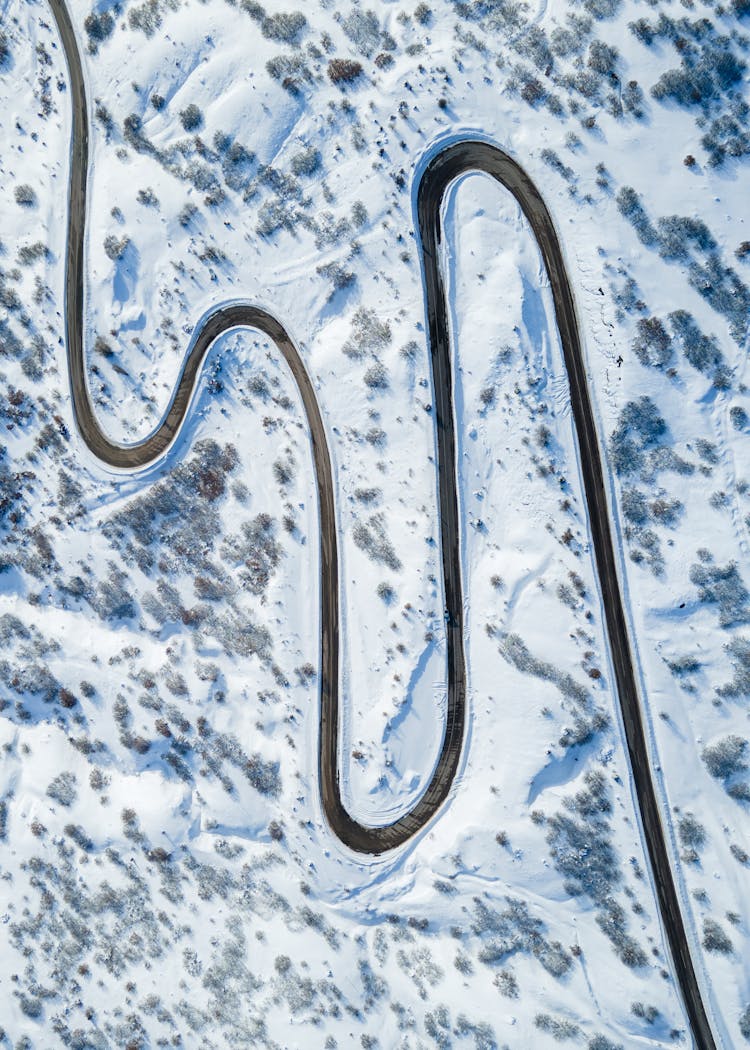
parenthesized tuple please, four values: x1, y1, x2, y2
(678, 813, 706, 851)
(550, 27, 579, 58)
(690, 561, 750, 628)
(650, 497, 682, 527)
(353, 515, 401, 572)
(534, 1013, 580, 1040)
(718, 637, 750, 701)
(128, 0, 162, 36)
(702, 735, 748, 780)
(17, 242, 49, 266)
(220, 513, 282, 596)
(240, 0, 265, 18)
(364, 362, 388, 390)
(290, 146, 320, 177)
(521, 77, 546, 106)
(317, 261, 355, 293)
(595, 899, 647, 967)
(702, 917, 733, 954)
(546, 809, 616, 902)
(342, 9, 383, 56)
(179, 203, 198, 228)
(631, 1001, 659, 1025)
(261, 11, 306, 45)
(609, 396, 666, 476)
(104, 234, 129, 262)
(495, 969, 518, 997)
(14, 184, 36, 207)
(620, 488, 648, 524)
(688, 252, 750, 345)
(587, 40, 618, 75)
(730, 406, 749, 430)
(632, 316, 672, 369)
(668, 655, 701, 680)
(515, 25, 553, 71)
(46, 772, 78, 807)
(651, 46, 745, 113)
(354, 487, 381, 504)
(180, 103, 203, 132)
(328, 59, 363, 85)
(343, 307, 391, 359)
(18, 995, 43, 1019)
(376, 581, 395, 604)
(84, 10, 114, 44)
(668, 310, 724, 376)
(657, 215, 716, 260)
(584, 0, 622, 18)
(730, 847, 750, 874)
(541, 149, 573, 180)
(616, 187, 657, 247)
(65, 822, 94, 852)
(137, 187, 159, 207)
(245, 754, 281, 797)
(728, 782, 750, 802)
(622, 80, 645, 118)
(740, 1004, 750, 1040)
(256, 198, 293, 238)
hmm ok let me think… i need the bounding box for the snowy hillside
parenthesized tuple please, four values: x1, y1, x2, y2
(0, 0, 748, 1046)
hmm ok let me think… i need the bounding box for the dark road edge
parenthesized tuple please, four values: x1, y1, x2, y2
(49, 1, 715, 1044)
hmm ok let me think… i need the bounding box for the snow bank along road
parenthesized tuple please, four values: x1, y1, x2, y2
(48, 0, 715, 1045)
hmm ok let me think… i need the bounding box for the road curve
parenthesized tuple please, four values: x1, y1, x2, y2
(49, 0, 465, 854)
(419, 144, 716, 1050)
(48, 1, 715, 1045)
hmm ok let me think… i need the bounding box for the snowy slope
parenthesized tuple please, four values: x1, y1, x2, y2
(0, 0, 749, 1046)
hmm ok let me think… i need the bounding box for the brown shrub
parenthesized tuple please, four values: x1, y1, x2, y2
(328, 58, 363, 84)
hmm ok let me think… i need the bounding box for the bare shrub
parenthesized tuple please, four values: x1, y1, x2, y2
(328, 59, 364, 85)
(702, 735, 748, 780)
(180, 104, 203, 132)
(14, 184, 36, 207)
(702, 917, 733, 954)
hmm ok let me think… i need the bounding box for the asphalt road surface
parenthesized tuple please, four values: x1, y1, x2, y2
(48, 1, 716, 1045)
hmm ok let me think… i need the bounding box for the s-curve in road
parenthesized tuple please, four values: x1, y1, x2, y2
(48, 0, 465, 855)
(49, 0, 715, 1045)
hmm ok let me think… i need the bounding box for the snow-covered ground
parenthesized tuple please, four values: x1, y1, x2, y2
(1, 0, 749, 1045)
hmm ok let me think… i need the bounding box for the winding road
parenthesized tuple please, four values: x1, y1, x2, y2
(48, 0, 716, 1046)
